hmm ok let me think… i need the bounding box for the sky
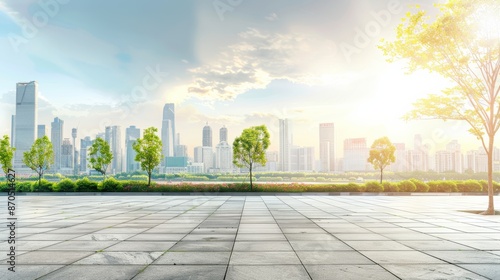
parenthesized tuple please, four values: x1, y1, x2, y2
(0, 0, 484, 158)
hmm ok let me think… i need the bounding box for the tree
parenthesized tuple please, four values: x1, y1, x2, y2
(22, 136, 54, 187)
(233, 125, 270, 191)
(133, 127, 162, 186)
(0, 135, 15, 176)
(380, 0, 500, 214)
(367, 137, 396, 184)
(88, 137, 113, 179)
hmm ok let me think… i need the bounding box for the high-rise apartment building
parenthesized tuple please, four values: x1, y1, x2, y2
(61, 138, 73, 171)
(203, 123, 212, 147)
(343, 138, 369, 171)
(51, 117, 64, 171)
(216, 141, 232, 172)
(125, 125, 141, 172)
(80, 136, 93, 173)
(105, 126, 122, 174)
(291, 146, 315, 172)
(279, 119, 292, 172)
(13, 81, 38, 170)
(319, 123, 335, 172)
(161, 103, 175, 159)
(220, 126, 227, 143)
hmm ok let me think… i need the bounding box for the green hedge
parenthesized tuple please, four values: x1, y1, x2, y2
(75, 177, 99, 192)
(53, 178, 76, 192)
(398, 180, 416, 192)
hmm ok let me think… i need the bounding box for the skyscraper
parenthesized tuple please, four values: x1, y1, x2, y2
(161, 103, 175, 160)
(220, 126, 227, 143)
(203, 123, 212, 147)
(72, 128, 78, 175)
(216, 141, 232, 172)
(343, 138, 368, 172)
(37, 124, 46, 139)
(125, 125, 141, 172)
(51, 117, 64, 171)
(80, 136, 93, 173)
(319, 123, 335, 172)
(279, 119, 292, 172)
(13, 81, 38, 170)
(105, 126, 122, 174)
(61, 138, 73, 171)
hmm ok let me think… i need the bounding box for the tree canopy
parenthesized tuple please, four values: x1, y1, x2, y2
(380, 0, 500, 214)
(233, 125, 270, 191)
(368, 137, 396, 184)
(88, 137, 113, 179)
(133, 127, 162, 186)
(0, 135, 15, 175)
(23, 136, 54, 186)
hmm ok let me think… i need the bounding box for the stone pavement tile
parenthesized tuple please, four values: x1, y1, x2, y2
(14, 251, 94, 264)
(322, 227, 372, 234)
(489, 251, 500, 256)
(236, 234, 287, 241)
(182, 234, 236, 241)
(459, 264, 500, 279)
(74, 252, 162, 265)
(233, 241, 293, 252)
(92, 228, 147, 234)
(127, 234, 185, 241)
(105, 241, 176, 252)
(18, 233, 83, 241)
(424, 250, 500, 263)
(281, 228, 326, 234)
(367, 228, 418, 234)
(285, 233, 337, 241)
(360, 251, 445, 264)
(226, 265, 310, 280)
(238, 228, 283, 234)
(39, 240, 119, 251)
(142, 228, 193, 234)
(398, 240, 475, 251)
(134, 265, 226, 280)
(382, 264, 489, 280)
(431, 233, 493, 240)
(17, 227, 59, 234)
(344, 240, 412, 251)
(38, 265, 145, 280)
(296, 251, 373, 265)
(453, 240, 500, 250)
(229, 252, 301, 265)
(0, 265, 63, 280)
(1, 240, 61, 251)
(154, 251, 230, 265)
(169, 241, 234, 252)
(73, 233, 137, 241)
(289, 240, 352, 251)
(334, 233, 389, 241)
(191, 228, 238, 234)
(382, 233, 440, 241)
(410, 227, 459, 234)
(305, 264, 399, 280)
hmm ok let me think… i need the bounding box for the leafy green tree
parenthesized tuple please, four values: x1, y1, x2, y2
(0, 135, 15, 175)
(88, 137, 113, 179)
(233, 125, 270, 191)
(22, 136, 54, 187)
(368, 137, 396, 184)
(380, 0, 500, 214)
(133, 127, 162, 186)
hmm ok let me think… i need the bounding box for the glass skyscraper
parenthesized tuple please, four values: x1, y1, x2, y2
(13, 81, 38, 170)
(162, 103, 175, 161)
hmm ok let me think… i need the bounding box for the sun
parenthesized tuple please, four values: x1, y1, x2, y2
(471, 4, 500, 41)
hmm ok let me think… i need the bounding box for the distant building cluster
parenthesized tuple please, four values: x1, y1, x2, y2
(9, 81, 498, 175)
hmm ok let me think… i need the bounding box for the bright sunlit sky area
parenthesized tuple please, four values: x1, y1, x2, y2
(0, 0, 482, 157)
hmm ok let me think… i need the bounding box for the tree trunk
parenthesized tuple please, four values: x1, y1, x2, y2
(485, 134, 495, 215)
(249, 164, 253, 191)
(380, 168, 383, 184)
(148, 171, 151, 186)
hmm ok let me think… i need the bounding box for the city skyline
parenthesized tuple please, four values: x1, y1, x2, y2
(0, 1, 491, 159)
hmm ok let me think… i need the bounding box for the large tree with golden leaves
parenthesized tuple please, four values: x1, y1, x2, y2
(380, 0, 500, 214)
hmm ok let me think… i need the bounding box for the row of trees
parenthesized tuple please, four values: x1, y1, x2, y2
(0, 127, 164, 187)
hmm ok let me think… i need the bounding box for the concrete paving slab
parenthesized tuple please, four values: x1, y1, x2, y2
(154, 251, 231, 265)
(38, 265, 145, 280)
(305, 264, 399, 280)
(134, 265, 227, 280)
(382, 264, 489, 279)
(296, 251, 374, 265)
(74, 251, 163, 265)
(226, 265, 310, 280)
(0, 265, 63, 280)
(459, 264, 500, 279)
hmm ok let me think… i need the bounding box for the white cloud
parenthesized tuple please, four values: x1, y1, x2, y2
(187, 28, 340, 101)
(265, 13, 278, 21)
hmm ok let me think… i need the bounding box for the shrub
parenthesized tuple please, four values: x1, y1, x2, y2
(427, 180, 458, 192)
(0, 182, 8, 192)
(16, 181, 32, 192)
(398, 180, 416, 192)
(98, 178, 123, 192)
(122, 180, 152, 192)
(365, 181, 384, 192)
(31, 179, 53, 192)
(75, 177, 99, 192)
(382, 182, 399, 192)
(409, 179, 429, 192)
(54, 178, 76, 192)
(456, 180, 482, 192)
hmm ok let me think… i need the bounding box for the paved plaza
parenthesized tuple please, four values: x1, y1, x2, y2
(0, 194, 499, 279)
